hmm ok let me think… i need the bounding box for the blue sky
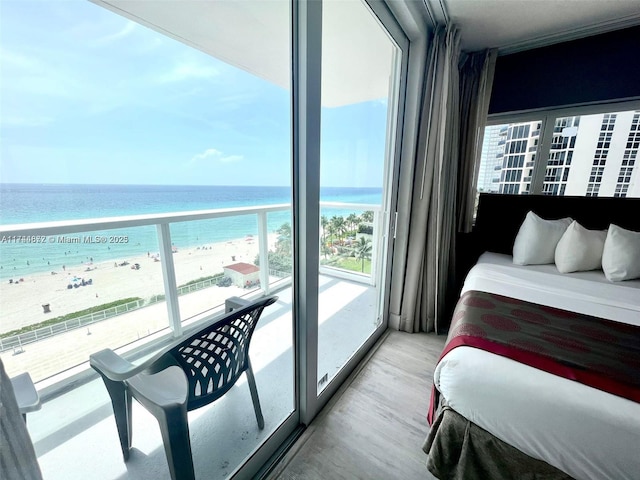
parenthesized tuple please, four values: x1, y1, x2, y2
(0, 1, 389, 187)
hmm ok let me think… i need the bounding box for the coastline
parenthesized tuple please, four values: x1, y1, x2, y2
(0, 233, 278, 335)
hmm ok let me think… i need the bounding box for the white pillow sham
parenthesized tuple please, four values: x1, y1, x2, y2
(602, 224, 640, 281)
(554, 221, 607, 273)
(513, 211, 573, 265)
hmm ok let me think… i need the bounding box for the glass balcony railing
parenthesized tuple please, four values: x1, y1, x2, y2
(0, 201, 381, 385)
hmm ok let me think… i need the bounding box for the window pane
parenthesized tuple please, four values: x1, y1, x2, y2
(317, 0, 399, 393)
(477, 121, 542, 195)
(542, 110, 640, 197)
(1, 1, 294, 478)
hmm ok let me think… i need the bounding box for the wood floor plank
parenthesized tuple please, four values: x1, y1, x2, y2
(270, 331, 446, 480)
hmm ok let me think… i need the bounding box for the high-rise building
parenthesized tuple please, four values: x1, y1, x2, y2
(498, 121, 540, 194)
(560, 111, 640, 197)
(480, 110, 640, 197)
(477, 125, 505, 193)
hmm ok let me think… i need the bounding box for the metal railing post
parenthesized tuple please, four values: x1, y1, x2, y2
(257, 211, 270, 294)
(157, 223, 182, 337)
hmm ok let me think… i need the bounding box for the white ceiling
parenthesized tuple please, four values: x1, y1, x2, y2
(91, 0, 640, 106)
(426, 0, 640, 53)
(94, 0, 395, 107)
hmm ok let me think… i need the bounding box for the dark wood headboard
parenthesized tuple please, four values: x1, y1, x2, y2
(473, 193, 640, 256)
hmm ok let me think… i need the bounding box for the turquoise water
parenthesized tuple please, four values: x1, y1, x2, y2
(0, 184, 381, 280)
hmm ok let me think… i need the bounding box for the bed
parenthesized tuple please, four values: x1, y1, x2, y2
(423, 193, 640, 480)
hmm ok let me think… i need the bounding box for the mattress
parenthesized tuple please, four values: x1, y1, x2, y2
(435, 252, 640, 480)
(462, 252, 640, 326)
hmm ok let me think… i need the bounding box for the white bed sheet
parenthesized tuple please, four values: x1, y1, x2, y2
(463, 252, 640, 326)
(435, 252, 640, 480)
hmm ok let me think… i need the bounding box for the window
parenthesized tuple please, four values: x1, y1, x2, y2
(1, 1, 408, 479)
(547, 110, 639, 197)
(478, 106, 640, 198)
(317, 0, 400, 393)
(1, 1, 297, 477)
(477, 121, 541, 194)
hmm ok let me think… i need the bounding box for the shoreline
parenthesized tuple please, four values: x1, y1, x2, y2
(0, 223, 286, 281)
(0, 233, 278, 335)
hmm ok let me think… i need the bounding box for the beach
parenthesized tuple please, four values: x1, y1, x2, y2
(0, 233, 278, 335)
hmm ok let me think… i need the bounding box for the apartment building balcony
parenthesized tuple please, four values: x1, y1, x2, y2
(15, 277, 377, 480)
(1, 203, 384, 480)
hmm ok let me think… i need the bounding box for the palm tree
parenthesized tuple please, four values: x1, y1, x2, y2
(275, 222, 292, 256)
(325, 221, 336, 246)
(352, 237, 372, 273)
(346, 213, 359, 234)
(330, 215, 346, 244)
(360, 210, 374, 223)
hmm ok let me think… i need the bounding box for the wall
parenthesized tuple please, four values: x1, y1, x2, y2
(489, 26, 640, 114)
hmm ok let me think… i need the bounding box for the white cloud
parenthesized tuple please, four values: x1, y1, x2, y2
(158, 62, 219, 84)
(93, 21, 137, 46)
(189, 148, 243, 166)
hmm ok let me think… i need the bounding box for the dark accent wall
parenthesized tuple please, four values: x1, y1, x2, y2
(489, 26, 640, 114)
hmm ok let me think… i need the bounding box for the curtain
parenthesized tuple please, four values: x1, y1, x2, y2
(388, 26, 497, 334)
(457, 49, 498, 233)
(389, 25, 460, 333)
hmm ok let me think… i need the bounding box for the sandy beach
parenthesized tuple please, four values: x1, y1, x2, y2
(0, 234, 278, 335)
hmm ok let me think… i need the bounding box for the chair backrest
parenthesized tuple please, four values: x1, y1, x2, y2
(165, 295, 277, 411)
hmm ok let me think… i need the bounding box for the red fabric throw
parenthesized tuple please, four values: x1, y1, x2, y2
(428, 290, 640, 425)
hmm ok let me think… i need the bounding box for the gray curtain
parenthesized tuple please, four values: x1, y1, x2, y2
(389, 25, 460, 333)
(388, 26, 497, 334)
(457, 49, 498, 233)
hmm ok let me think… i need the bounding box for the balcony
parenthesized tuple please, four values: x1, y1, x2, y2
(1, 202, 383, 479)
(17, 278, 377, 480)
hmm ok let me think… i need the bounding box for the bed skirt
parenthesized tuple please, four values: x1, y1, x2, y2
(423, 403, 574, 480)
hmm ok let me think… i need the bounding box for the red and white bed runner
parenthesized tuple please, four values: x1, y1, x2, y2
(428, 290, 640, 425)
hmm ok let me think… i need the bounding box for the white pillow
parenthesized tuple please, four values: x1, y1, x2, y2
(602, 224, 640, 281)
(554, 221, 607, 273)
(513, 211, 573, 265)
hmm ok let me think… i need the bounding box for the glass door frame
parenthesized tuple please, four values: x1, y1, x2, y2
(233, 0, 410, 476)
(293, 0, 410, 427)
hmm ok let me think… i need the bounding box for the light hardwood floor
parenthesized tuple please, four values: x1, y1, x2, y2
(268, 330, 446, 480)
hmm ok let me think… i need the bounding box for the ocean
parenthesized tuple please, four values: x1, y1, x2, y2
(0, 184, 382, 280)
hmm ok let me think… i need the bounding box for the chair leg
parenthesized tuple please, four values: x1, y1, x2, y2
(99, 376, 132, 461)
(245, 360, 264, 429)
(155, 404, 195, 480)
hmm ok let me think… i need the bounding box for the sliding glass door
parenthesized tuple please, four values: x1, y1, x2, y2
(0, 0, 407, 478)
(316, 0, 402, 394)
